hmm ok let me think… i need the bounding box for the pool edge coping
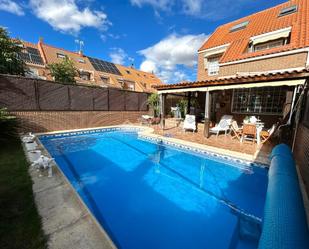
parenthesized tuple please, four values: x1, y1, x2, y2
(33, 137, 118, 249)
(35, 125, 270, 165)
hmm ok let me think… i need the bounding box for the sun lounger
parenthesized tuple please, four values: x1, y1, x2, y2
(210, 115, 233, 137)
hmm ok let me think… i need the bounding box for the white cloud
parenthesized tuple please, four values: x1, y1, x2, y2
(139, 33, 208, 83)
(131, 0, 251, 20)
(130, 0, 172, 11)
(0, 0, 24, 16)
(182, 0, 203, 16)
(140, 60, 156, 73)
(109, 48, 133, 65)
(29, 0, 110, 34)
(100, 33, 125, 42)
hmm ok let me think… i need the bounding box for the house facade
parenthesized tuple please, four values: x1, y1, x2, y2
(197, 0, 309, 81)
(155, 0, 309, 137)
(18, 38, 162, 93)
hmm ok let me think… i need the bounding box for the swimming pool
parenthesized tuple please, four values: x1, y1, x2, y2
(40, 128, 268, 249)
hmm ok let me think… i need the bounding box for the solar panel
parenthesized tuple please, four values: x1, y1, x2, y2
(19, 47, 44, 65)
(88, 56, 122, 75)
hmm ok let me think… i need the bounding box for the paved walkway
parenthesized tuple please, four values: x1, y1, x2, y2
(150, 120, 272, 163)
(29, 161, 115, 249)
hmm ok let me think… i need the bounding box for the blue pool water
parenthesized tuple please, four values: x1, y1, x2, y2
(40, 129, 268, 249)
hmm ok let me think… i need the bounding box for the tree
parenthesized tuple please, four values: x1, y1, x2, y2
(49, 57, 77, 84)
(0, 27, 26, 75)
(148, 93, 160, 117)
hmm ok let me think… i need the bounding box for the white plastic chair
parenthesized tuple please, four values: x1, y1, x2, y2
(210, 115, 233, 137)
(183, 115, 196, 132)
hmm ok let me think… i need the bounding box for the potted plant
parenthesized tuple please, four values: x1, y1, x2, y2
(147, 93, 160, 124)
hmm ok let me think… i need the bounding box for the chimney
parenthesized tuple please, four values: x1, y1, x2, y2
(78, 50, 83, 56)
(39, 37, 44, 44)
(130, 63, 134, 68)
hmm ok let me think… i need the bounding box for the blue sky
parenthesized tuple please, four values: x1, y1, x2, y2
(0, 0, 286, 83)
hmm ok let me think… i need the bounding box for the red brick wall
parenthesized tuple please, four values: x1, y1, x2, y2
(12, 111, 149, 133)
(294, 124, 309, 199)
(197, 52, 308, 81)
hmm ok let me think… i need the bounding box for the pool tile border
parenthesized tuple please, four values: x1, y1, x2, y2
(37, 125, 269, 168)
(138, 134, 268, 169)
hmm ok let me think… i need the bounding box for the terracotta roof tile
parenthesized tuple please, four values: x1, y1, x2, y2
(115, 64, 162, 92)
(199, 0, 309, 63)
(155, 68, 309, 90)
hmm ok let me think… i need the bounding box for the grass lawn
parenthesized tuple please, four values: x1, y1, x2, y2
(0, 136, 47, 249)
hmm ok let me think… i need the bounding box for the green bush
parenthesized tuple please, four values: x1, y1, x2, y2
(0, 108, 18, 142)
(0, 27, 26, 76)
(49, 57, 77, 84)
(148, 93, 160, 117)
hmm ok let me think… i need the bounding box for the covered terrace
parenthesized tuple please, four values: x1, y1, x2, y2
(151, 68, 309, 161)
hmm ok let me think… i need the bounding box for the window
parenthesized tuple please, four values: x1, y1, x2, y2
(232, 87, 286, 115)
(126, 70, 131, 74)
(57, 53, 66, 59)
(25, 67, 38, 77)
(207, 56, 220, 76)
(253, 39, 286, 52)
(100, 76, 109, 84)
(79, 71, 91, 81)
(230, 21, 249, 32)
(78, 58, 85, 63)
(122, 81, 135, 90)
(278, 5, 297, 17)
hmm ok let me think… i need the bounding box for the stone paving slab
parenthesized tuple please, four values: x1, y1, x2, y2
(27, 151, 116, 249)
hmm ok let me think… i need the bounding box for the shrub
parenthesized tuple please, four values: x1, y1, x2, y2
(49, 57, 77, 84)
(0, 108, 18, 141)
(0, 27, 26, 76)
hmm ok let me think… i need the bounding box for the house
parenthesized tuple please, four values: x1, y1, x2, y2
(18, 38, 162, 93)
(197, 0, 308, 81)
(155, 0, 309, 138)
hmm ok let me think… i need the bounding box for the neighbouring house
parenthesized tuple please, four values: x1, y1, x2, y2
(18, 38, 162, 92)
(155, 0, 309, 138)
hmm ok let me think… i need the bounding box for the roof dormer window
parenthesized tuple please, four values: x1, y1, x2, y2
(278, 5, 297, 17)
(230, 21, 249, 32)
(57, 53, 66, 59)
(248, 27, 291, 52)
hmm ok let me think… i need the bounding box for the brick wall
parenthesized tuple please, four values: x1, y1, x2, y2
(197, 52, 308, 81)
(0, 75, 150, 133)
(12, 111, 148, 133)
(294, 124, 309, 198)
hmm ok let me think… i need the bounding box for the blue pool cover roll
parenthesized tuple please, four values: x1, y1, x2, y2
(258, 144, 309, 249)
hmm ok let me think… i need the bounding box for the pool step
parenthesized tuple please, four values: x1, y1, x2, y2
(228, 212, 262, 249)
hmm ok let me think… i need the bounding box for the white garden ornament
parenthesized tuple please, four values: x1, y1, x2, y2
(22, 132, 36, 143)
(31, 155, 54, 177)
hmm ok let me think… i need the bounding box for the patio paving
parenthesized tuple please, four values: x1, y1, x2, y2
(150, 119, 273, 163)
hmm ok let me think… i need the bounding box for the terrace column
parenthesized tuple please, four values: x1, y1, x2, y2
(204, 91, 211, 138)
(187, 92, 191, 114)
(160, 93, 166, 129)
